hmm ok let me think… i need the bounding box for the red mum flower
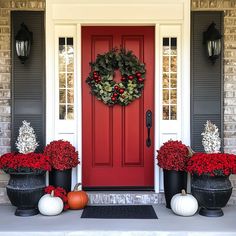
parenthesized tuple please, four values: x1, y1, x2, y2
(43, 140, 79, 170)
(187, 153, 236, 176)
(157, 140, 189, 171)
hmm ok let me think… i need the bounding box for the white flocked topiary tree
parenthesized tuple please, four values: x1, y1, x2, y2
(201, 120, 221, 153)
(15, 120, 39, 154)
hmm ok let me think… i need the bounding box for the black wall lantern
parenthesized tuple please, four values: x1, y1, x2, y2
(15, 23, 33, 64)
(203, 22, 222, 64)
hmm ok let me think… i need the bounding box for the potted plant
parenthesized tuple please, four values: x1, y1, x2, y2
(157, 140, 189, 208)
(187, 152, 236, 217)
(0, 121, 51, 216)
(43, 140, 79, 192)
(187, 121, 236, 217)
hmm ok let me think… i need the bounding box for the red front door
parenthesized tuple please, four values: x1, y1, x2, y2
(82, 26, 154, 188)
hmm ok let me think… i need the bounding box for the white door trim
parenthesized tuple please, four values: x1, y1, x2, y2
(45, 0, 191, 192)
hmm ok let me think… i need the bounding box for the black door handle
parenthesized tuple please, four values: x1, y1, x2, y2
(146, 110, 152, 148)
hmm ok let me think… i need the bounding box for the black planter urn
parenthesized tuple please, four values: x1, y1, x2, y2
(49, 168, 72, 193)
(163, 169, 187, 208)
(6, 172, 46, 216)
(191, 174, 232, 217)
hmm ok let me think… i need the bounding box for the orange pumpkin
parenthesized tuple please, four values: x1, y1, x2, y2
(67, 183, 89, 210)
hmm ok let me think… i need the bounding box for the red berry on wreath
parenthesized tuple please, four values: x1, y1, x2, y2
(114, 85, 119, 90)
(119, 88, 125, 94)
(136, 72, 142, 77)
(138, 78, 144, 82)
(93, 71, 98, 75)
(121, 77, 126, 81)
(111, 97, 116, 101)
(93, 74, 98, 79)
(113, 93, 118, 97)
(128, 75, 134, 80)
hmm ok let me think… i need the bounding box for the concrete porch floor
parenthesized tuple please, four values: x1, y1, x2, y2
(0, 204, 236, 236)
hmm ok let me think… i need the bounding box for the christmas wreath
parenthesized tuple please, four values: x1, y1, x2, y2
(86, 48, 146, 106)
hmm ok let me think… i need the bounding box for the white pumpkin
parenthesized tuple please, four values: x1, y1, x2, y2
(170, 189, 198, 217)
(38, 190, 64, 216)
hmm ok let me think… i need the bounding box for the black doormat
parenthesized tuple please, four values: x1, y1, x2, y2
(81, 205, 158, 219)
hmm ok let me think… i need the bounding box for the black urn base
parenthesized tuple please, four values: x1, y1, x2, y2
(191, 174, 232, 217)
(6, 172, 46, 217)
(199, 207, 223, 217)
(15, 208, 39, 217)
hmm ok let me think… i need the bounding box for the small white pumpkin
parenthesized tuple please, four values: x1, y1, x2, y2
(170, 189, 198, 217)
(38, 190, 64, 216)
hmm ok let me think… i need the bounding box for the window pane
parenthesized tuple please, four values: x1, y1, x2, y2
(163, 56, 169, 72)
(59, 73, 66, 88)
(59, 89, 66, 103)
(67, 37, 73, 45)
(59, 105, 66, 120)
(67, 73, 74, 88)
(163, 46, 170, 55)
(170, 89, 177, 104)
(163, 38, 169, 46)
(67, 89, 74, 104)
(163, 106, 169, 120)
(59, 37, 65, 45)
(163, 73, 169, 88)
(170, 105, 177, 120)
(67, 105, 74, 120)
(171, 38, 177, 55)
(163, 89, 169, 104)
(171, 56, 177, 72)
(171, 73, 177, 88)
(171, 38, 177, 47)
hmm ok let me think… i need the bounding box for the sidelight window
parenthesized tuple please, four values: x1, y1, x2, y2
(58, 37, 74, 120)
(162, 37, 177, 120)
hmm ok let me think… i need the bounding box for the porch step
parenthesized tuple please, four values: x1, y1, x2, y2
(87, 191, 165, 205)
(0, 181, 9, 204)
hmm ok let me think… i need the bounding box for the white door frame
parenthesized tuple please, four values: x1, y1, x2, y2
(45, 0, 191, 192)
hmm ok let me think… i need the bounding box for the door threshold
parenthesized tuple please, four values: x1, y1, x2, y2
(86, 191, 164, 205)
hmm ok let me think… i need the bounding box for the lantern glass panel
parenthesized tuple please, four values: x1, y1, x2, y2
(207, 39, 221, 57)
(16, 40, 30, 57)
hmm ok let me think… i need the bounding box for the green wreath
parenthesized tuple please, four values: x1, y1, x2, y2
(86, 48, 146, 106)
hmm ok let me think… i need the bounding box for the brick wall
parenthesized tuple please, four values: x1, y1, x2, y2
(192, 0, 236, 204)
(0, 0, 45, 186)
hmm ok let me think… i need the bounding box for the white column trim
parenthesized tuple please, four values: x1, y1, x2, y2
(76, 24, 82, 188)
(154, 23, 161, 193)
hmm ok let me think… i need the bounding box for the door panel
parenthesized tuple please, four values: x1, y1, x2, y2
(82, 27, 154, 188)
